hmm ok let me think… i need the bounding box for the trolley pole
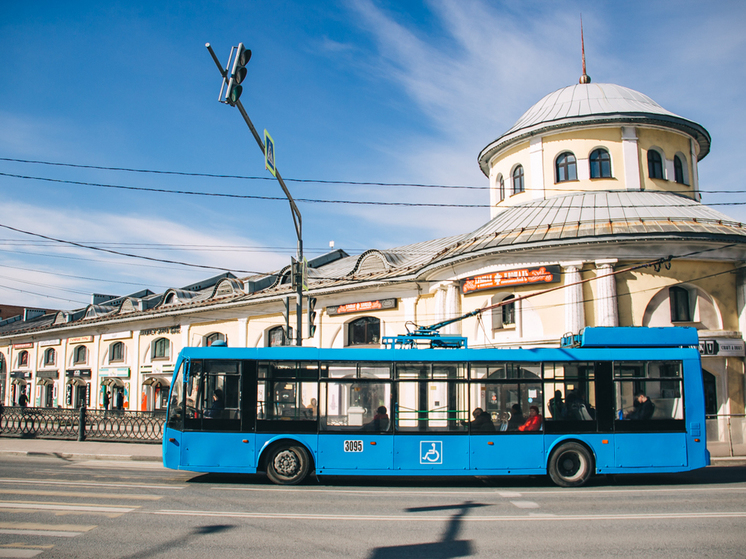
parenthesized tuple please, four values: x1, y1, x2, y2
(206, 42, 303, 346)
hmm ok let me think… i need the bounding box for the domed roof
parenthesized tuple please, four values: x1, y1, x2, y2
(478, 83, 711, 176)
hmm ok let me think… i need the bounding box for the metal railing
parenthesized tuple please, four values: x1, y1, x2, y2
(0, 406, 165, 443)
(706, 414, 746, 457)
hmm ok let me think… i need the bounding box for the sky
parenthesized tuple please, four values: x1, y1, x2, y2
(1, 0, 745, 311)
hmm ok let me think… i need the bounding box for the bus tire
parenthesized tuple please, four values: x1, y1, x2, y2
(548, 442, 593, 487)
(266, 443, 311, 485)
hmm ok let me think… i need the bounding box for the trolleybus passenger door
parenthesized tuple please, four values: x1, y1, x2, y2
(316, 375, 393, 473)
(393, 376, 470, 473)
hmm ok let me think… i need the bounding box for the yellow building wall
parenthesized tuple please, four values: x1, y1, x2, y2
(637, 127, 696, 196)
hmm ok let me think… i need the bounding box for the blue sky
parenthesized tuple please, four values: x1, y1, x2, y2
(1, 0, 745, 310)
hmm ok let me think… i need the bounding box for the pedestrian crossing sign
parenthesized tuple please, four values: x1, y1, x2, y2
(264, 129, 276, 177)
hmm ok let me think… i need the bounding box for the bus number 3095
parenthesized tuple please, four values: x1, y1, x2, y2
(344, 440, 363, 453)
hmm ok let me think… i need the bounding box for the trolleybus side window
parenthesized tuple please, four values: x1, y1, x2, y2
(257, 361, 319, 425)
(395, 363, 468, 432)
(320, 362, 392, 431)
(470, 363, 543, 432)
(615, 361, 683, 422)
(543, 362, 596, 422)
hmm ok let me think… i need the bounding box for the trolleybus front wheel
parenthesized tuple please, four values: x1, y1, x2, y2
(266, 443, 311, 485)
(548, 442, 593, 487)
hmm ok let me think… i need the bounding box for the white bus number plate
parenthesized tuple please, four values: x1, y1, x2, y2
(344, 440, 363, 453)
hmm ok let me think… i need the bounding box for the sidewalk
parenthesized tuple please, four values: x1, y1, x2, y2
(0, 437, 162, 462)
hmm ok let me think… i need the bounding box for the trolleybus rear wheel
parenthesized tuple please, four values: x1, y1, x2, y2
(266, 443, 311, 485)
(548, 442, 593, 487)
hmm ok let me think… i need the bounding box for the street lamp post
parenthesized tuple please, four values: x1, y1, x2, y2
(206, 42, 303, 346)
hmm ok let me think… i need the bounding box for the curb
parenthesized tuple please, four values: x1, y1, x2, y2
(0, 450, 162, 462)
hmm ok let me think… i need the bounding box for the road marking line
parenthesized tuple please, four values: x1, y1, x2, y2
(510, 501, 540, 509)
(0, 529, 81, 538)
(0, 489, 162, 501)
(147, 510, 746, 522)
(63, 461, 165, 470)
(0, 501, 137, 514)
(0, 549, 47, 558)
(0, 478, 185, 490)
(0, 522, 95, 532)
(210, 484, 746, 498)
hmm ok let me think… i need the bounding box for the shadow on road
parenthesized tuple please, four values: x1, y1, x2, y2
(184, 463, 746, 490)
(118, 524, 236, 559)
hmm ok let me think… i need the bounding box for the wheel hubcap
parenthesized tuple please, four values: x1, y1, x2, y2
(559, 453, 580, 477)
(274, 450, 299, 476)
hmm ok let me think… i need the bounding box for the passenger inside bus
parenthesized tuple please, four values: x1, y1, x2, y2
(465, 407, 496, 432)
(626, 392, 655, 420)
(204, 388, 224, 419)
(518, 405, 543, 431)
(507, 404, 525, 430)
(363, 406, 389, 431)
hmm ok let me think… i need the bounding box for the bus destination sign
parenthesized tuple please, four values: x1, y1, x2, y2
(461, 265, 561, 294)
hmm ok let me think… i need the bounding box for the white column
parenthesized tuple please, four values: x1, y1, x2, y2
(562, 262, 585, 335)
(237, 318, 248, 347)
(402, 295, 419, 326)
(577, 157, 590, 181)
(529, 136, 545, 200)
(737, 266, 746, 336)
(690, 138, 701, 202)
(594, 259, 619, 327)
(444, 283, 461, 336)
(621, 126, 641, 191)
(433, 286, 446, 325)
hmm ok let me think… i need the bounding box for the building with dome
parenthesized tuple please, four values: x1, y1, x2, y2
(0, 76, 744, 454)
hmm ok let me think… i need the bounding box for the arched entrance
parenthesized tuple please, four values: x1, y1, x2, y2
(142, 377, 170, 411)
(101, 378, 126, 411)
(66, 379, 89, 409)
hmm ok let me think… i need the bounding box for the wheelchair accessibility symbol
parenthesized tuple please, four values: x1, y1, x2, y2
(420, 441, 443, 464)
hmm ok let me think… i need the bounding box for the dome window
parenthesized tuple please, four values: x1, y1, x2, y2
(589, 148, 612, 178)
(674, 155, 686, 184)
(498, 175, 505, 202)
(511, 165, 525, 195)
(555, 152, 577, 182)
(648, 150, 664, 180)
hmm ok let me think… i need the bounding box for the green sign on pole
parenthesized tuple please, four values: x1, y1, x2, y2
(264, 129, 276, 177)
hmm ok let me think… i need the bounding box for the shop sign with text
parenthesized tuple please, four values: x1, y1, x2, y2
(327, 298, 397, 316)
(69, 336, 94, 344)
(461, 265, 561, 294)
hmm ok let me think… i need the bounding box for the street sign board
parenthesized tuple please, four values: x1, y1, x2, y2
(264, 129, 276, 177)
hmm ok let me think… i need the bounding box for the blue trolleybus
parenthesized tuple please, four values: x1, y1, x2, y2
(162, 326, 709, 487)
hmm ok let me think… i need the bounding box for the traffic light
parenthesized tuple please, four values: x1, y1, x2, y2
(226, 43, 251, 106)
(307, 297, 317, 338)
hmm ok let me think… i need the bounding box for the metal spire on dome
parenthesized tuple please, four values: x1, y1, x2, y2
(579, 15, 591, 84)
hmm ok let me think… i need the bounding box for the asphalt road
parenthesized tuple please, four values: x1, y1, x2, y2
(0, 455, 744, 558)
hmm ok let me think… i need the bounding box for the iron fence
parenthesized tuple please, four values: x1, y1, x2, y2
(0, 406, 165, 443)
(706, 414, 746, 457)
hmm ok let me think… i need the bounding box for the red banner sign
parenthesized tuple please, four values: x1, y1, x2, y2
(327, 298, 397, 316)
(461, 265, 561, 294)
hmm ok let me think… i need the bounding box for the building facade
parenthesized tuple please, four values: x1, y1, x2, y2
(1, 79, 744, 453)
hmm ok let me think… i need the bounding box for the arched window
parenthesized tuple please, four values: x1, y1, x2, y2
(267, 326, 291, 347)
(555, 152, 577, 182)
(109, 342, 124, 363)
(347, 316, 381, 346)
(152, 338, 170, 360)
(512, 165, 524, 195)
(44, 348, 56, 366)
(498, 175, 505, 202)
(205, 332, 226, 346)
(73, 345, 87, 365)
(648, 149, 664, 179)
(589, 148, 612, 178)
(669, 286, 691, 322)
(492, 294, 516, 330)
(18, 350, 29, 367)
(674, 155, 685, 184)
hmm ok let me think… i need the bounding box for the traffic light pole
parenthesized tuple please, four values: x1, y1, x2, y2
(207, 43, 303, 346)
